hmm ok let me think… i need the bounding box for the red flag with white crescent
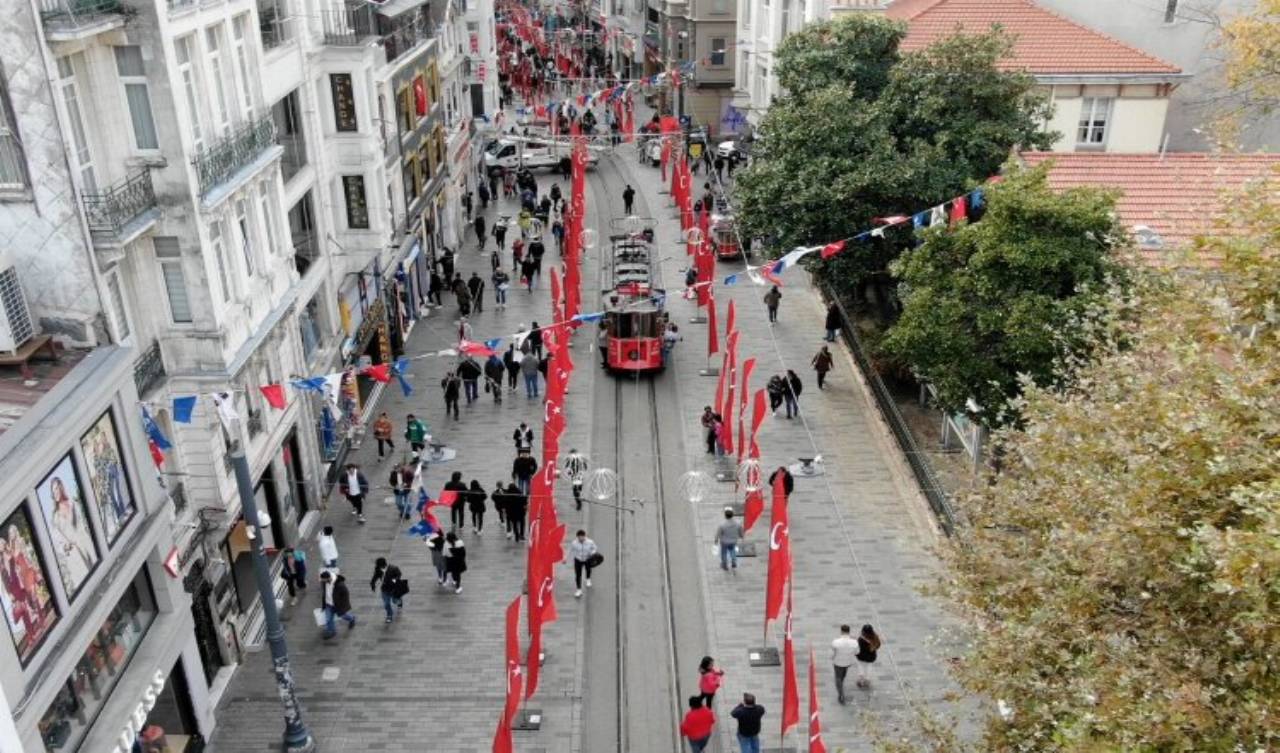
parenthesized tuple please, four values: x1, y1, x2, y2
(504, 595, 521, 667)
(707, 291, 719, 357)
(719, 332, 738, 455)
(725, 299, 737, 341)
(743, 488, 765, 534)
(781, 589, 799, 735)
(749, 389, 767, 459)
(764, 473, 791, 625)
(736, 357, 756, 461)
(808, 646, 828, 753)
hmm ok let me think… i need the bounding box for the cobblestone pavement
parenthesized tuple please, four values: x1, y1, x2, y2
(208, 109, 968, 753)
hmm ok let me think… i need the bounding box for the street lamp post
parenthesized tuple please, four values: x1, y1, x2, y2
(230, 438, 316, 753)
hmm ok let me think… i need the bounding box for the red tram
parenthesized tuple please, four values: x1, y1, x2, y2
(600, 233, 667, 372)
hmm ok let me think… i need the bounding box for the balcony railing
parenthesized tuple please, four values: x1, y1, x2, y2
(193, 115, 277, 196)
(322, 5, 376, 46)
(382, 17, 433, 64)
(169, 481, 189, 516)
(82, 168, 157, 238)
(133, 339, 166, 397)
(40, 0, 126, 27)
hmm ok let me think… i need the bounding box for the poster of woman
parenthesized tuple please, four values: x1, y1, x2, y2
(35, 454, 100, 600)
(0, 506, 58, 665)
(80, 411, 136, 546)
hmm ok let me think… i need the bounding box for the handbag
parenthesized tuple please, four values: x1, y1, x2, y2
(312, 608, 327, 628)
(586, 552, 604, 569)
(396, 579, 410, 597)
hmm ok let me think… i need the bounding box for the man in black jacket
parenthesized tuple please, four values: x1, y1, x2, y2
(441, 370, 461, 420)
(444, 471, 469, 531)
(730, 694, 766, 751)
(511, 448, 538, 496)
(338, 463, 370, 523)
(320, 572, 356, 638)
(457, 357, 483, 405)
(501, 483, 528, 541)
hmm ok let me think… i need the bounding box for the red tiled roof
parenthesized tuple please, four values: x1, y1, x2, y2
(886, 0, 1181, 76)
(1019, 152, 1280, 264)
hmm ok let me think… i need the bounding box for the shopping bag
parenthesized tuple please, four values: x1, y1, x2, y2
(312, 608, 326, 628)
(586, 553, 605, 569)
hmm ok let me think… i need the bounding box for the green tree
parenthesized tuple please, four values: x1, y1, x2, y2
(733, 16, 1054, 297)
(1214, 0, 1280, 141)
(933, 173, 1280, 752)
(881, 163, 1123, 423)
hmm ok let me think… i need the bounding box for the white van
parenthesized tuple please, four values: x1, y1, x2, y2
(482, 138, 599, 175)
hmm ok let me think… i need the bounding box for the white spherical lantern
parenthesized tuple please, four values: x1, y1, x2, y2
(583, 467, 618, 502)
(678, 470, 712, 504)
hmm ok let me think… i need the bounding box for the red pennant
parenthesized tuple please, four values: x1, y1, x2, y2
(719, 332, 739, 455)
(492, 717, 513, 753)
(820, 240, 847, 260)
(260, 384, 286, 410)
(764, 473, 791, 625)
(736, 357, 756, 462)
(148, 438, 165, 469)
(706, 292, 719, 357)
(743, 488, 765, 534)
(808, 646, 828, 753)
(504, 595, 521, 667)
(725, 299, 737, 342)
(950, 196, 967, 226)
(781, 589, 799, 736)
(526, 619, 544, 700)
(749, 389, 767, 459)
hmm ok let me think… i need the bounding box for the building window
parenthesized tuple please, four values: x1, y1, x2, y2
(780, 0, 790, 37)
(710, 38, 727, 65)
(330, 73, 358, 132)
(232, 15, 256, 122)
(413, 74, 428, 120)
(0, 69, 27, 191)
(343, 175, 369, 228)
(1077, 97, 1112, 147)
(205, 27, 233, 136)
(56, 55, 97, 193)
(403, 157, 418, 203)
(235, 198, 256, 275)
(398, 86, 414, 134)
(36, 568, 157, 753)
(107, 271, 131, 340)
(1163, 0, 1178, 23)
(175, 36, 204, 152)
(113, 47, 160, 150)
(210, 220, 232, 302)
(258, 0, 291, 48)
(156, 238, 194, 323)
(259, 183, 279, 255)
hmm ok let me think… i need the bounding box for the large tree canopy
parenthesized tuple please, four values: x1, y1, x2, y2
(734, 16, 1054, 292)
(935, 174, 1280, 751)
(881, 163, 1124, 423)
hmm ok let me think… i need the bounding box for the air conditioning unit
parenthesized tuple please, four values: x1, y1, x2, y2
(0, 258, 34, 353)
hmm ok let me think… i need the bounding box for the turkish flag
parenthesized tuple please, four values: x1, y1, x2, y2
(808, 646, 828, 753)
(743, 488, 765, 533)
(719, 332, 738, 455)
(749, 389, 767, 459)
(736, 357, 756, 461)
(820, 240, 846, 260)
(505, 595, 521, 666)
(725, 299, 736, 341)
(526, 618, 544, 700)
(550, 266, 563, 322)
(660, 139, 671, 181)
(503, 660, 523, 728)
(764, 473, 791, 625)
(414, 76, 427, 116)
(493, 716, 512, 753)
(781, 589, 799, 736)
(260, 383, 286, 410)
(706, 291, 719, 357)
(950, 195, 967, 226)
(624, 96, 635, 142)
(696, 242, 714, 307)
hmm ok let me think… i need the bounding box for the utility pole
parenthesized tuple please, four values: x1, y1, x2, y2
(230, 437, 316, 753)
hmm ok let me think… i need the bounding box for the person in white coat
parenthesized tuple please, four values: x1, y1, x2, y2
(570, 529, 598, 597)
(318, 526, 339, 568)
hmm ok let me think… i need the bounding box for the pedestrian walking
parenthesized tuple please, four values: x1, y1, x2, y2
(513, 421, 534, 450)
(831, 624, 859, 704)
(438, 249, 456, 284)
(339, 463, 369, 523)
(563, 449, 588, 509)
(856, 624, 881, 688)
(700, 406, 720, 454)
(714, 156, 726, 182)
(318, 526, 339, 568)
(319, 571, 356, 638)
(622, 184, 636, 214)
(280, 547, 307, 605)
(766, 374, 785, 414)
(468, 272, 486, 313)
(783, 369, 803, 418)
(520, 350, 541, 397)
(763, 285, 781, 324)
(389, 462, 415, 520)
(824, 302, 840, 342)
(405, 413, 429, 457)
(512, 448, 538, 495)
(474, 215, 487, 249)
(458, 356, 483, 405)
(570, 529, 599, 597)
(492, 221, 508, 250)
(698, 656, 725, 705)
(488, 170, 499, 199)
(714, 508, 744, 572)
(812, 345, 834, 390)
(485, 354, 505, 404)
(503, 483, 527, 541)
(372, 411, 395, 459)
(730, 694, 765, 753)
(679, 696, 715, 753)
(370, 557, 407, 623)
(529, 238, 546, 279)
(426, 529, 448, 585)
(512, 237, 525, 271)
(441, 370, 462, 420)
(468, 479, 487, 534)
(428, 270, 445, 307)
(478, 181, 491, 209)
(444, 471, 468, 531)
(462, 191, 473, 221)
(493, 269, 510, 308)
(504, 345, 520, 391)
(492, 480, 508, 527)
(767, 465, 795, 497)
(520, 256, 537, 292)
(529, 322, 545, 359)
(444, 532, 467, 594)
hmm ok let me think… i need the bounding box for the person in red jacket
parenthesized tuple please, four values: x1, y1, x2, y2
(679, 695, 716, 752)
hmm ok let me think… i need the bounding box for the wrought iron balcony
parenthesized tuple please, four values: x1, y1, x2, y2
(40, 0, 129, 35)
(322, 5, 376, 46)
(193, 116, 277, 196)
(169, 481, 189, 516)
(382, 17, 432, 64)
(133, 339, 166, 397)
(82, 168, 157, 239)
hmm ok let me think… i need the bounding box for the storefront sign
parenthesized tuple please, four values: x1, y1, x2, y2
(354, 298, 386, 353)
(112, 669, 168, 753)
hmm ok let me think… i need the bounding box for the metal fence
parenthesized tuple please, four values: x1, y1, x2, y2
(82, 168, 156, 236)
(193, 115, 277, 195)
(824, 285, 959, 536)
